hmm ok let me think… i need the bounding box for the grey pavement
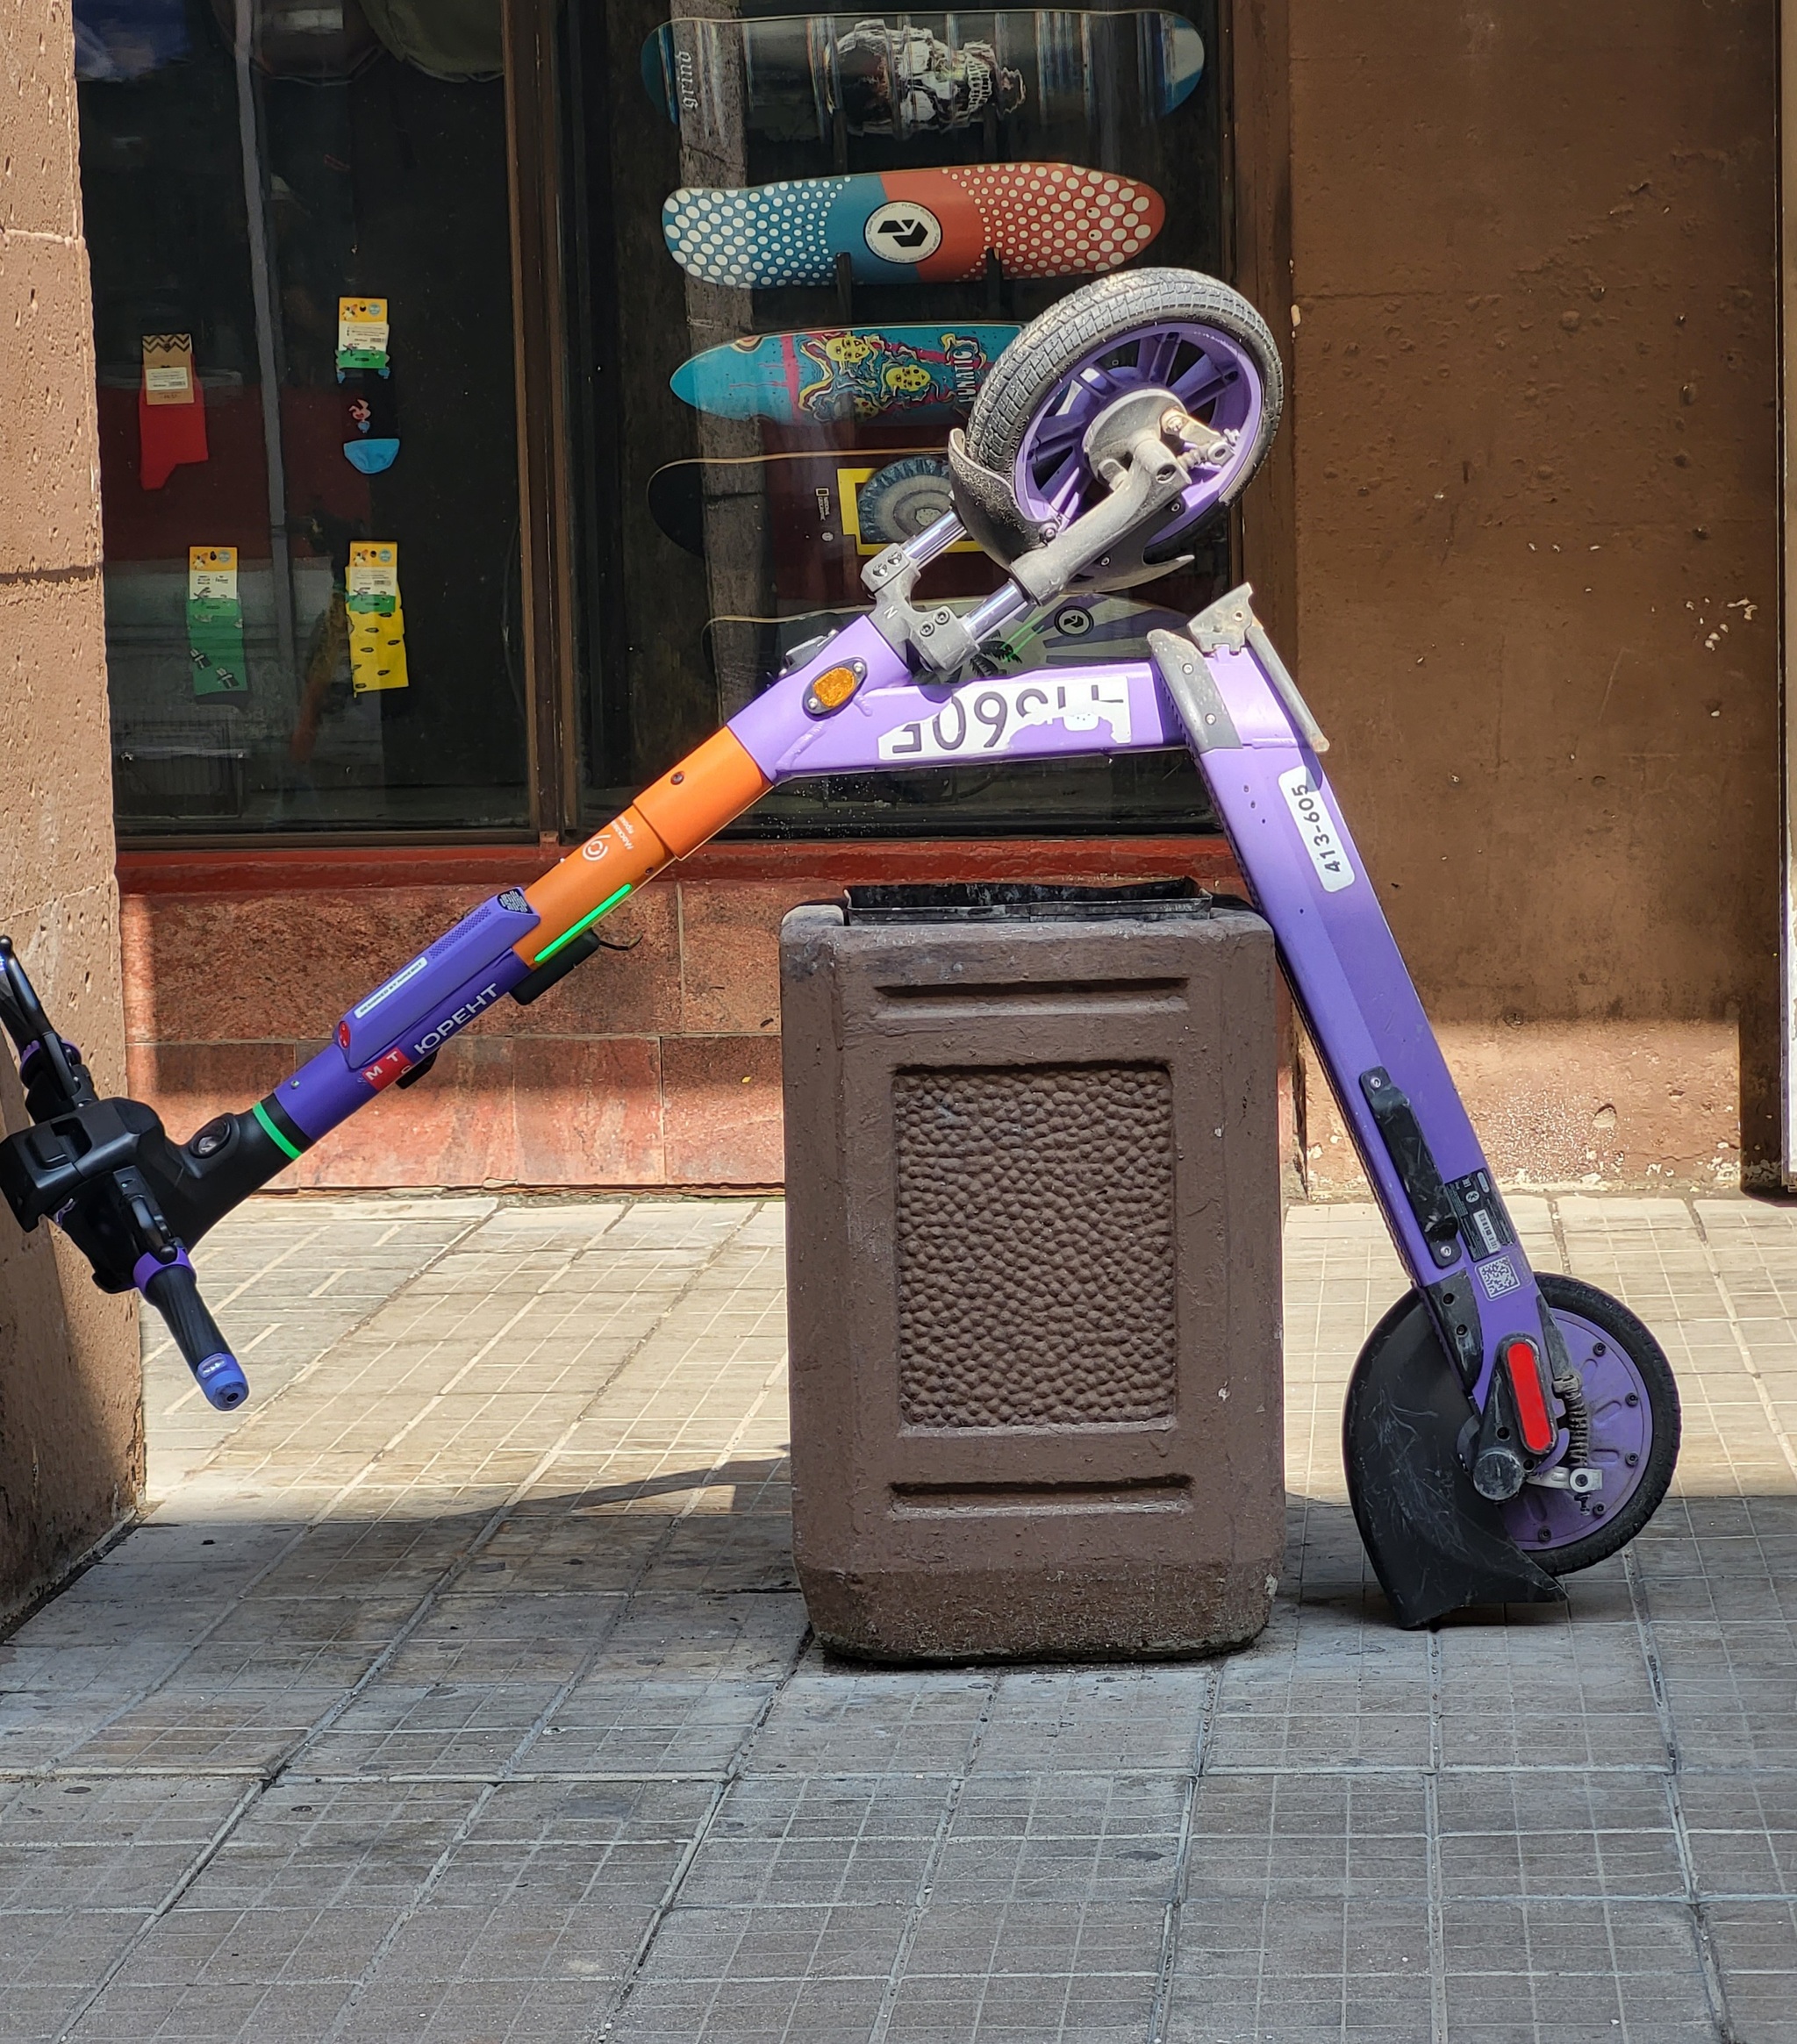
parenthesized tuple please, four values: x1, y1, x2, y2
(3, 1191, 1797, 2042)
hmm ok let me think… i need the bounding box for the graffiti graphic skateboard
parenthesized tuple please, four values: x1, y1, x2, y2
(672, 325, 1019, 425)
(663, 162, 1163, 288)
(644, 11, 1205, 149)
(651, 447, 998, 606)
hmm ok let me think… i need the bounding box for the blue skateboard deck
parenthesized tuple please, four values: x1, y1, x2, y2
(671, 325, 1019, 425)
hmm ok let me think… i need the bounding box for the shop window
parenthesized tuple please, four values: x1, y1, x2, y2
(77, 0, 527, 837)
(79, 1, 1234, 846)
(561, 0, 1227, 835)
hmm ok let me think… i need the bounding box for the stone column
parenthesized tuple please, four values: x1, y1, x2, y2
(0, 0, 141, 1619)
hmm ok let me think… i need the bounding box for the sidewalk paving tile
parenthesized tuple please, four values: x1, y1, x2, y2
(4, 1189, 1797, 2040)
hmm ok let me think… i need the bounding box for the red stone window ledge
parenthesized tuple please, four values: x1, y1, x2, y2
(117, 837, 1243, 897)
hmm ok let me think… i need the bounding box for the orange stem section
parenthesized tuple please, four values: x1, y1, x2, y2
(516, 728, 771, 959)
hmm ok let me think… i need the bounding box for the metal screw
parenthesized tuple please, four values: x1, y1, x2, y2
(1593, 1342, 1607, 1356)
(1593, 1504, 1606, 1517)
(1538, 1528, 1553, 1543)
(1625, 1391, 1639, 1407)
(1626, 1453, 1639, 1467)
(670, 771, 684, 784)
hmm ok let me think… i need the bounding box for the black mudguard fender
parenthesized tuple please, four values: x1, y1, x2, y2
(1342, 1289, 1564, 1629)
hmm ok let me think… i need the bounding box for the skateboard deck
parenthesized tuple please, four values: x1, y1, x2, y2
(702, 591, 1191, 700)
(991, 591, 1191, 663)
(644, 11, 1205, 149)
(663, 162, 1164, 287)
(651, 447, 997, 606)
(672, 325, 1019, 425)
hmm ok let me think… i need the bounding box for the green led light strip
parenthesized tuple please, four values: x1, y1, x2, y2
(532, 883, 633, 967)
(252, 1099, 303, 1162)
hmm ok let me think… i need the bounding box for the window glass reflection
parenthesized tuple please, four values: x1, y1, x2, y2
(78, 0, 526, 835)
(563, 0, 1227, 836)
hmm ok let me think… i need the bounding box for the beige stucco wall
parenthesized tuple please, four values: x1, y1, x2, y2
(1287, 1, 1781, 1190)
(1, 0, 141, 1619)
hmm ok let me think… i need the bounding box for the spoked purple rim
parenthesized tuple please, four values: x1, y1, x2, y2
(1012, 320, 1267, 547)
(1500, 1307, 1657, 1554)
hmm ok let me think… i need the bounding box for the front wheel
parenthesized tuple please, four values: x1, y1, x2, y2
(1340, 1268, 1679, 1626)
(1500, 1272, 1680, 1574)
(963, 268, 1283, 569)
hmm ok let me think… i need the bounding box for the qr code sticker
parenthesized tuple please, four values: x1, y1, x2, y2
(1478, 1254, 1521, 1300)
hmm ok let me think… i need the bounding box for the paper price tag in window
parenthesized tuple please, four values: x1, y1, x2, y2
(142, 333, 197, 405)
(337, 297, 390, 371)
(347, 541, 397, 610)
(186, 546, 247, 697)
(188, 545, 238, 602)
(347, 541, 409, 693)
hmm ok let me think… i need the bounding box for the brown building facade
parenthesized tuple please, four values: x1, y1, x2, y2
(75, 0, 1783, 1194)
(3, 0, 142, 1621)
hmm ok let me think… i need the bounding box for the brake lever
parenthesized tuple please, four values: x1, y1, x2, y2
(0, 935, 93, 1114)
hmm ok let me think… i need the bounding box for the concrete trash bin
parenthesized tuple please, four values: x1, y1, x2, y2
(780, 882, 1284, 1662)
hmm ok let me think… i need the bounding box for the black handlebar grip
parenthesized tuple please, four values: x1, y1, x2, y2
(136, 1252, 249, 1410)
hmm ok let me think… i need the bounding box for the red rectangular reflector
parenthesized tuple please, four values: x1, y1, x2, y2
(1504, 1337, 1556, 1454)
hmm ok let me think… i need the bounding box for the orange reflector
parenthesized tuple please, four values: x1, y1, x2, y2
(1503, 1336, 1556, 1454)
(811, 664, 861, 710)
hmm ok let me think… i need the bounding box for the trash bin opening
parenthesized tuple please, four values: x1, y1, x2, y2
(843, 879, 1212, 924)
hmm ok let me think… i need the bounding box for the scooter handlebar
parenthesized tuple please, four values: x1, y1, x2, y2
(136, 1250, 249, 1411)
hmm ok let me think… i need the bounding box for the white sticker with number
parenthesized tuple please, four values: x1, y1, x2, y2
(1278, 764, 1355, 891)
(877, 673, 1132, 763)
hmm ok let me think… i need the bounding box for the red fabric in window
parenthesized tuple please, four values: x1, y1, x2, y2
(137, 380, 209, 490)
(101, 386, 371, 562)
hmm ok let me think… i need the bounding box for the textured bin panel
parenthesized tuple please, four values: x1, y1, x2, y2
(895, 1063, 1178, 1428)
(781, 900, 1285, 1664)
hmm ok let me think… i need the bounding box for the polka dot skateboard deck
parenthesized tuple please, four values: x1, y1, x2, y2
(670, 325, 1020, 425)
(644, 11, 1205, 149)
(662, 163, 1164, 288)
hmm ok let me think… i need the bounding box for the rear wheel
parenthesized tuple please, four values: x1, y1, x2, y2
(963, 268, 1283, 563)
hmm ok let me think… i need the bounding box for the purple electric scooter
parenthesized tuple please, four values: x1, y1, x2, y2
(1, 269, 1677, 1627)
